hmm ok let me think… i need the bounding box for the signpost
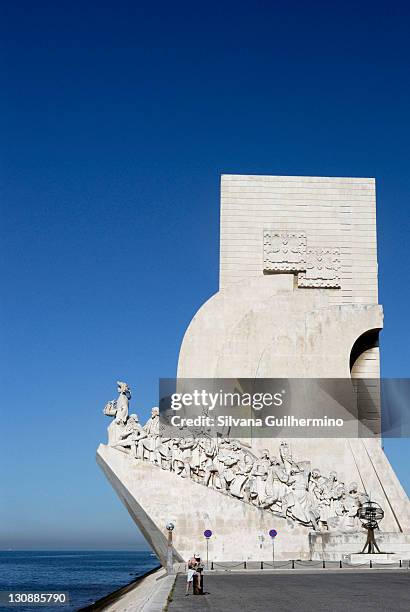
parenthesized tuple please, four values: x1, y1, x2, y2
(269, 529, 277, 568)
(204, 529, 212, 569)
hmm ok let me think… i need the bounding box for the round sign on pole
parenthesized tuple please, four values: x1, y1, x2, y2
(269, 529, 277, 538)
(204, 529, 212, 539)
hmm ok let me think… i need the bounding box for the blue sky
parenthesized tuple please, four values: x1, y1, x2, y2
(1, 1, 409, 549)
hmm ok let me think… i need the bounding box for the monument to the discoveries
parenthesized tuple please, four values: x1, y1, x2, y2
(97, 175, 410, 564)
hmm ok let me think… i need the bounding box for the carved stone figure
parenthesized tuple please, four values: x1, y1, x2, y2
(279, 440, 293, 472)
(170, 438, 183, 473)
(264, 456, 289, 511)
(156, 437, 173, 470)
(139, 407, 161, 462)
(103, 381, 132, 445)
(331, 483, 347, 517)
(249, 450, 271, 505)
(282, 461, 320, 529)
(220, 440, 241, 493)
(115, 381, 131, 424)
(114, 414, 146, 457)
(342, 482, 368, 530)
(179, 437, 197, 478)
(101, 392, 379, 532)
(202, 438, 220, 488)
(228, 442, 253, 499)
(189, 438, 212, 483)
(347, 481, 369, 505)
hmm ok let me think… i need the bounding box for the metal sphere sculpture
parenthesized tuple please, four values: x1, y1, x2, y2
(358, 501, 384, 529)
(358, 500, 384, 554)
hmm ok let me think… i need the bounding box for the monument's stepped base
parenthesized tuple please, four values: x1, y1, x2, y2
(97, 444, 410, 563)
(309, 532, 410, 561)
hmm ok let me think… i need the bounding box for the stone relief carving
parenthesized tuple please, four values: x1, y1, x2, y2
(263, 230, 341, 289)
(103, 382, 374, 533)
(263, 231, 307, 272)
(298, 247, 341, 288)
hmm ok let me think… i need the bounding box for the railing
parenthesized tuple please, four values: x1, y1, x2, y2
(176, 559, 410, 571)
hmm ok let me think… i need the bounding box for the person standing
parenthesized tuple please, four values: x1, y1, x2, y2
(193, 553, 204, 595)
(185, 554, 198, 596)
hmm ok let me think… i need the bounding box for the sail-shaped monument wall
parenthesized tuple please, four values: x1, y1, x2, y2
(97, 175, 410, 563)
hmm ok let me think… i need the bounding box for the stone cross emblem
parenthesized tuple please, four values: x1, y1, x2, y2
(263, 230, 341, 288)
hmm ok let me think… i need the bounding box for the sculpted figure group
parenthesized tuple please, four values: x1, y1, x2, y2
(103, 382, 369, 532)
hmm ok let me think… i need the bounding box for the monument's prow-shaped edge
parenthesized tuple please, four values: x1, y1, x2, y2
(97, 175, 410, 563)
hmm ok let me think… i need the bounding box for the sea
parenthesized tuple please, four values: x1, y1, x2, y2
(0, 551, 160, 612)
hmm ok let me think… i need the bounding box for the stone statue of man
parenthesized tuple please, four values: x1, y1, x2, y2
(139, 407, 161, 462)
(103, 380, 132, 445)
(114, 414, 146, 457)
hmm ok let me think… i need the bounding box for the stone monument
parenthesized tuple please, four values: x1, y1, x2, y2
(97, 175, 410, 564)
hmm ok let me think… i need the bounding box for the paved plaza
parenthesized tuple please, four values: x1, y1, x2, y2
(167, 570, 410, 612)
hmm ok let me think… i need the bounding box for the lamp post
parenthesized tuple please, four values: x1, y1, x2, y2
(269, 529, 277, 568)
(166, 522, 175, 574)
(204, 529, 212, 569)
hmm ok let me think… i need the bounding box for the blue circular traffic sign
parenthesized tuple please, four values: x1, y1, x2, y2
(204, 529, 212, 538)
(269, 529, 277, 538)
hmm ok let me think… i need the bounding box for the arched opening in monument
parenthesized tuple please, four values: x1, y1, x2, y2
(349, 328, 382, 435)
(349, 328, 381, 373)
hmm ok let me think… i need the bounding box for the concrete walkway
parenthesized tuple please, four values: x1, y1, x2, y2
(102, 568, 175, 612)
(167, 570, 410, 611)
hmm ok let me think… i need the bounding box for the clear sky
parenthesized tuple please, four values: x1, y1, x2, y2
(1, 1, 409, 550)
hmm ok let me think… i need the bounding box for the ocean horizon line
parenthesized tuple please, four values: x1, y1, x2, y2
(0, 548, 155, 553)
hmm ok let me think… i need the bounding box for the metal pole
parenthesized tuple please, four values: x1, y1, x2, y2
(272, 538, 275, 568)
(206, 538, 209, 570)
(167, 529, 174, 575)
